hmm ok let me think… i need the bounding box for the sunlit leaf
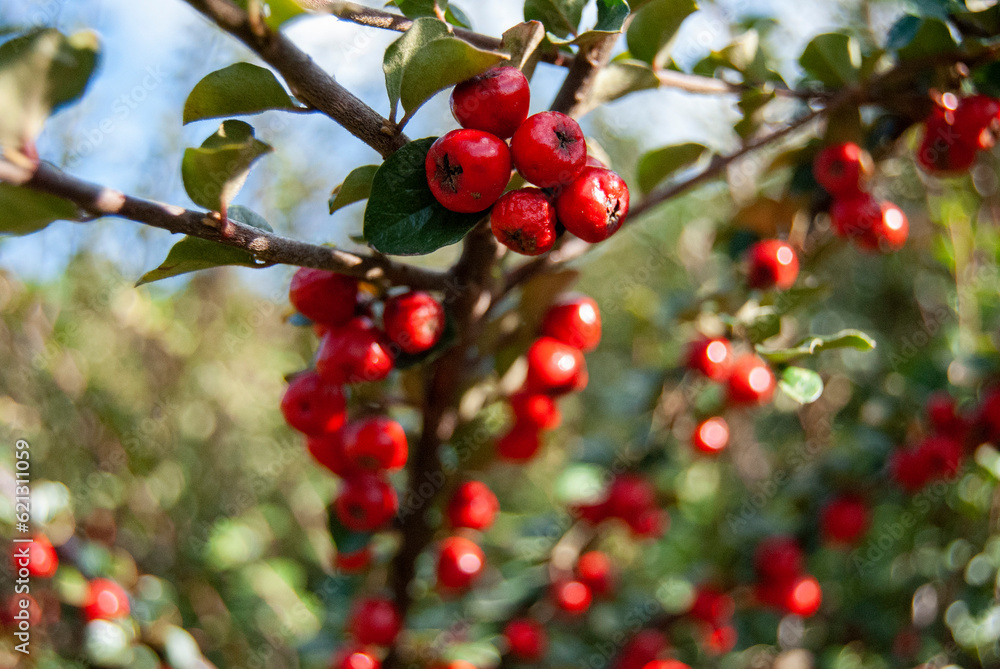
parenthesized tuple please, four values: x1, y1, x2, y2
(0, 183, 79, 236)
(329, 165, 379, 214)
(778, 366, 824, 404)
(183, 63, 299, 124)
(181, 120, 273, 217)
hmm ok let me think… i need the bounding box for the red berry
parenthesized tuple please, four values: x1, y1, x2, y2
(555, 167, 629, 243)
(918, 103, 979, 173)
(335, 647, 381, 669)
(613, 630, 670, 669)
(2, 594, 42, 627)
(783, 574, 822, 617)
(289, 268, 359, 327)
(335, 474, 398, 532)
(642, 661, 690, 669)
(747, 239, 799, 291)
(335, 546, 372, 573)
(572, 500, 610, 524)
(754, 536, 803, 584)
(690, 586, 735, 625)
(927, 392, 960, 433)
(10, 535, 57, 579)
(552, 579, 592, 614)
(813, 142, 871, 197)
(626, 507, 669, 538)
(821, 494, 871, 545)
(577, 551, 614, 596)
(524, 336, 587, 395)
(316, 318, 394, 385)
(607, 474, 656, 522)
(509, 392, 562, 430)
(496, 422, 542, 461)
(976, 387, 1000, 444)
(919, 435, 964, 478)
(510, 111, 586, 188)
(704, 625, 737, 655)
(83, 579, 130, 621)
(451, 66, 530, 140)
(307, 431, 360, 478)
(504, 618, 547, 660)
(830, 194, 908, 252)
(890, 447, 935, 492)
(692, 417, 729, 455)
(686, 338, 733, 381)
(341, 417, 408, 473)
(281, 371, 347, 436)
(437, 536, 485, 590)
(954, 94, 1000, 150)
(383, 291, 445, 354)
(349, 597, 401, 646)
(490, 188, 558, 256)
(727, 355, 775, 405)
(542, 294, 601, 352)
(448, 481, 500, 530)
(426, 129, 511, 213)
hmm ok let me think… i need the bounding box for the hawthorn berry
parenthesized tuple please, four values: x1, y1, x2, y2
(746, 239, 799, 291)
(289, 268, 359, 327)
(383, 291, 445, 354)
(340, 417, 408, 472)
(426, 129, 511, 213)
(926, 392, 962, 434)
(509, 392, 562, 430)
(918, 104, 978, 173)
(510, 111, 586, 187)
(613, 630, 670, 669)
(686, 337, 733, 381)
(820, 495, 870, 545)
(626, 507, 669, 538)
(335, 647, 381, 669)
(692, 417, 729, 455)
(11, 534, 58, 578)
(830, 195, 908, 252)
(642, 661, 691, 669)
(975, 387, 1000, 444)
(450, 66, 530, 140)
(813, 142, 871, 197)
(437, 536, 485, 590)
(577, 550, 614, 596)
(754, 536, 803, 583)
(490, 188, 558, 256)
(2, 595, 42, 628)
(919, 435, 964, 478)
(542, 293, 602, 352)
(555, 167, 630, 243)
(281, 371, 347, 436)
(689, 586, 735, 626)
(307, 431, 360, 478)
(782, 574, 822, 617)
(504, 618, 547, 660)
(704, 625, 738, 655)
(727, 355, 775, 405)
(447, 480, 500, 530)
(316, 318, 394, 385)
(953, 94, 1000, 150)
(524, 336, 587, 395)
(551, 579, 592, 614)
(889, 446, 935, 492)
(496, 422, 542, 461)
(607, 474, 656, 523)
(82, 578, 130, 621)
(335, 546, 372, 573)
(349, 597, 401, 646)
(335, 474, 399, 532)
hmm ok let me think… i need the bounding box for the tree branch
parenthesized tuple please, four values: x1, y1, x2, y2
(550, 32, 623, 116)
(0, 159, 449, 289)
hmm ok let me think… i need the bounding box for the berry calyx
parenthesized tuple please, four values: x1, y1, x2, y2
(281, 371, 347, 436)
(746, 239, 799, 291)
(509, 392, 562, 430)
(289, 268, 359, 327)
(692, 417, 729, 455)
(341, 417, 408, 472)
(504, 618, 547, 660)
(820, 494, 870, 545)
(316, 318, 394, 385)
(450, 66, 530, 140)
(335, 474, 399, 532)
(490, 188, 557, 256)
(349, 597, 402, 646)
(726, 355, 775, 405)
(448, 481, 500, 530)
(686, 337, 733, 381)
(524, 336, 587, 395)
(813, 142, 871, 197)
(510, 111, 586, 187)
(555, 167, 630, 243)
(426, 129, 511, 213)
(551, 579, 592, 614)
(542, 293, 602, 352)
(83, 579, 130, 621)
(437, 536, 486, 590)
(577, 551, 614, 596)
(383, 291, 446, 355)
(11, 535, 58, 578)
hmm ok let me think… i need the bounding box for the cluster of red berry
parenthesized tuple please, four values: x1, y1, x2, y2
(333, 597, 403, 669)
(918, 93, 1000, 173)
(814, 142, 909, 253)
(425, 66, 630, 254)
(574, 472, 669, 538)
(752, 537, 822, 618)
(687, 585, 737, 655)
(435, 480, 499, 590)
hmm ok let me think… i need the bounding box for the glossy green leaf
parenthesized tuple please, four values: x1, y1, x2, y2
(183, 63, 299, 124)
(232, 0, 305, 29)
(181, 120, 273, 217)
(756, 329, 876, 364)
(886, 16, 957, 61)
(383, 18, 451, 120)
(392, 0, 440, 17)
(742, 307, 781, 344)
(363, 137, 483, 255)
(329, 165, 379, 214)
(778, 366, 824, 404)
(584, 60, 658, 114)
(523, 0, 587, 38)
(636, 142, 707, 193)
(626, 0, 697, 68)
(399, 36, 506, 117)
(0, 183, 79, 236)
(798, 33, 861, 87)
(591, 0, 631, 33)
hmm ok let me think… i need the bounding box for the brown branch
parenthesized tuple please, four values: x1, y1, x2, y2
(0, 159, 449, 289)
(183, 0, 407, 158)
(550, 32, 623, 116)
(657, 70, 823, 99)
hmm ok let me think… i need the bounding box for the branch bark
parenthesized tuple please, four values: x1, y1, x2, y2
(550, 32, 622, 116)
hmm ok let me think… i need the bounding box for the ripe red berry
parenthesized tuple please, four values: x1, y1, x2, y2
(927, 392, 960, 434)
(919, 435, 964, 478)
(490, 188, 557, 256)
(754, 536, 803, 583)
(451, 66, 530, 140)
(307, 431, 360, 478)
(349, 597, 402, 646)
(383, 291, 445, 354)
(426, 129, 511, 213)
(889, 446, 935, 492)
(692, 417, 729, 455)
(335, 474, 399, 532)
(335, 647, 381, 669)
(830, 195, 908, 252)
(577, 551, 614, 596)
(820, 495, 870, 545)
(642, 661, 691, 669)
(281, 371, 347, 436)
(542, 294, 601, 352)
(524, 336, 587, 395)
(555, 167, 630, 243)
(918, 104, 979, 173)
(437, 536, 486, 590)
(613, 630, 670, 669)
(747, 239, 799, 290)
(316, 318, 394, 385)
(289, 268, 359, 327)
(335, 546, 372, 573)
(504, 618, 547, 660)
(607, 474, 656, 522)
(686, 338, 733, 381)
(727, 355, 775, 405)
(552, 579, 592, 614)
(341, 417, 408, 473)
(954, 94, 1000, 150)
(510, 111, 586, 188)
(813, 142, 871, 196)
(690, 586, 735, 625)
(704, 625, 737, 655)
(448, 481, 500, 530)
(783, 574, 822, 617)
(2, 594, 42, 628)
(11, 535, 58, 579)
(83, 578, 130, 621)
(496, 422, 542, 461)
(626, 507, 669, 538)
(509, 392, 562, 430)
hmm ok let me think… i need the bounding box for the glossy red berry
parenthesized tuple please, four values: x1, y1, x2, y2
(335, 474, 398, 532)
(919, 435, 964, 478)
(642, 661, 691, 669)
(831, 195, 908, 252)
(613, 630, 670, 669)
(281, 371, 347, 436)
(552, 579, 592, 614)
(451, 66, 530, 140)
(783, 574, 822, 617)
(437, 536, 485, 590)
(747, 239, 799, 290)
(542, 294, 602, 352)
(316, 318, 394, 385)
(510, 111, 586, 187)
(727, 355, 775, 405)
(341, 417, 408, 473)
(504, 618, 547, 660)
(607, 474, 656, 523)
(426, 129, 511, 213)
(289, 268, 359, 327)
(754, 536, 803, 583)
(496, 423, 542, 461)
(577, 551, 614, 596)
(820, 495, 870, 545)
(918, 104, 979, 173)
(954, 94, 1000, 150)
(927, 392, 960, 433)
(383, 291, 445, 354)
(335, 647, 381, 669)
(890, 446, 935, 492)
(626, 507, 669, 538)
(349, 597, 402, 646)
(813, 142, 871, 196)
(335, 546, 372, 573)
(490, 188, 558, 256)
(83, 579, 130, 621)
(307, 431, 360, 478)
(555, 167, 630, 243)
(690, 586, 735, 625)
(509, 392, 562, 430)
(692, 417, 729, 455)
(11, 535, 57, 579)
(524, 336, 587, 395)
(448, 481, 500, 530)
(704, 625, 738, 655)
(686, 338, 733, 381)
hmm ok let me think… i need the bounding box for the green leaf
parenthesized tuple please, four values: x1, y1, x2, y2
(446, 4, 472, 28)
(329, 165, 379, 214)
(626, 0, 698, 68)
(636, 142, 707, 193)
(0, 29, 100, 152)
(136, 206, 272, 286)
(523, 0, 587, 38)
(0, 183, 79, 236)
(591, 0, 631, 33)
(181, 120, 273, 218)
(734, 88, 775, 139)
(778, 366, 824, 404)
(742, 307, 781, 344)
(398, 36, 507, 117)
(756, 329, 876, 364)
(183, 63, 299, 124)
(231, 0, 305, 29)
(363, 137, 483, 255)
(392, 0, 440, 17)
(798, 33, 861, 88)
(974, 61, 1000, 98)
(382, 18, 451, 120)
(886, 16, 957, 61)
(584, 60, 658, 114)
(501, 21, 547, 76)
(327, 511, 372, 555)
